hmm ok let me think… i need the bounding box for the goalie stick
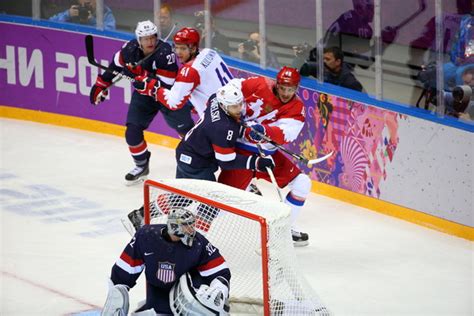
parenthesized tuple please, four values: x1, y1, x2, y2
(243, 122, 333, 166)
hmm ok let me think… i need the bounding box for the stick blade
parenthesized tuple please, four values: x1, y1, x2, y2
(84, 35, 98, 66)
(307, 151, 333, 166)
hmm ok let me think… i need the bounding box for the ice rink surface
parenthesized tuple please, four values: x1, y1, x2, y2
(1, 118, 472, 315)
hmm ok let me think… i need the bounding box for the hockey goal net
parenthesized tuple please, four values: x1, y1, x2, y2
(144, 179, 329, 315)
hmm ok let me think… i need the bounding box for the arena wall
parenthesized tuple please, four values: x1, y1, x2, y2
(1, 17, 472, 240)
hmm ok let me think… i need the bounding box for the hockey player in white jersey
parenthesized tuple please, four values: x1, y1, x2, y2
(133, 27, 234, 118)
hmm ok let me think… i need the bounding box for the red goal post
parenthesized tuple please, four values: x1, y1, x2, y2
(143, 179, 329, 315)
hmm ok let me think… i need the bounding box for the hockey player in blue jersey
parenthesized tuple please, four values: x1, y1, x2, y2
(176, 81, 275, 181)
(89, 20, 194, 186)
(102, 207, 231, 315)
(123, 82, 274, 235)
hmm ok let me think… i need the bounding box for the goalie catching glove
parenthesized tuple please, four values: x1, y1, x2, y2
(90, 76, 112, 105)
(170, 273, 230, 316)
(133, 75, 160, 98)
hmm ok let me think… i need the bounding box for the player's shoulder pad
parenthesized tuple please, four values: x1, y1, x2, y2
(136, 223, 164, 242)
(121, 39, 140, 63)
(156, 40, 174, 54)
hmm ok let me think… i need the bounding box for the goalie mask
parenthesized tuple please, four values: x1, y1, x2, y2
(167, 207, 196, 247)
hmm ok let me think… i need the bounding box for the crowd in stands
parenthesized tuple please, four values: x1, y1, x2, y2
(38, 0, 474, 120)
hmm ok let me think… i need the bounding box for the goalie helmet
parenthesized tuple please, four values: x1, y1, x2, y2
(276, 66, 301, 87)
(167, 207, 196, 247)
(135, 20, 158, 42)
(216, 82, 243, 114)
(174, 27, 201, 47)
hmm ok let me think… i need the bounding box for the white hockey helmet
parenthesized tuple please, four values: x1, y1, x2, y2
(135, 20, 159, 42)
(216, 83, 243, 114)
(167, 207, 196, 247)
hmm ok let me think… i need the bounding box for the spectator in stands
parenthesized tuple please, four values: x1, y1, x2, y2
(193, 13, 231, 56)
(156, 3, 178, 42)
(238, 31, 280, 69)
(408, 0, 471, 68)
(49, 0, 116, 30)
(300, 46, 364, 92)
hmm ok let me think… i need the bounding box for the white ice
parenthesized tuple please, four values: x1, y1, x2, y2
(0, 118, 472, 315)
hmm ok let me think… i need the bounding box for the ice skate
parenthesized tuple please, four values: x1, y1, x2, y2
(124, 164, 149, 186)
(291, 229, 309, 247)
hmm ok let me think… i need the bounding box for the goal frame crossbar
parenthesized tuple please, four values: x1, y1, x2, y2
(143, 179, 272, 316)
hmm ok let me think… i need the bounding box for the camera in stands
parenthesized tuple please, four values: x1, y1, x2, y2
(70, 2, 93, 24)
(292, 42, 312, 58)
(242, 40, 257, 51)
(417, 63, 473, 116)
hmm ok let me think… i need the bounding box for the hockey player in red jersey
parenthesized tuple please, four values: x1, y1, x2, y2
(133, 27, 234, 118)
(218, 67, 311, 247)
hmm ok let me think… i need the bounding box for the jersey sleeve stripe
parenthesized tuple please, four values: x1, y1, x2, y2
(215, 152, 236, 162)
(120, 252, 144, 267)
(157, 75, 175, 86)
(115, 258, 145, 274)
(212, 144, 235, 154)
(114, 51, 124, 67)
(155, 68, 177, 79)
(197, 256, 229, 276)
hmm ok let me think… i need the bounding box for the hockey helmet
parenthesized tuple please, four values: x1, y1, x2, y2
(167, 207, 196, 247)
(135, 20, 158, 42)
(276, 66, 301, 87)
(216, 83, 244, 113)
(173, 27, 201, 47)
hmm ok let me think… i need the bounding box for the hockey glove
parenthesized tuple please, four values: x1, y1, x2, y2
(196, 277, 229, 313)
(249, 155, 275, 172)
(125, 63, 149, 76)
(133, 75, 160, 97)
(245, 123, 267, 143)
(89, 76, 112, 105)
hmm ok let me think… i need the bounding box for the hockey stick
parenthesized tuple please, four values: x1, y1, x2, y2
(85, 34, 136, 83)
(393, 0, 426, 31)
(243, 122, 333, 166)
(256, 143, 283, 202)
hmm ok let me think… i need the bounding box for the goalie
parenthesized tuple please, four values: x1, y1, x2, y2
(102, 207, 231, 315)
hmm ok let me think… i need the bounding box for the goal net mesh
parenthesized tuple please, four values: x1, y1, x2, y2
(144, 179, 329, 315)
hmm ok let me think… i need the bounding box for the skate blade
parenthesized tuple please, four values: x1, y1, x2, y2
(124, 176, 147, 187)
(293, 240, 309, 247)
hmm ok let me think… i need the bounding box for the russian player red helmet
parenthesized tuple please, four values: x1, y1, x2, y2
(276, 66, 301, 86)
(173, 27, 201, 47)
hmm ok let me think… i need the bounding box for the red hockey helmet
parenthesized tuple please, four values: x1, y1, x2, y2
(173, 27, 201, 47)
(276, 66, 301, 86)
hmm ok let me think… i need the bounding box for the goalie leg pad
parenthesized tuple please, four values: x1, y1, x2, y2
(101, 284, 130, 316)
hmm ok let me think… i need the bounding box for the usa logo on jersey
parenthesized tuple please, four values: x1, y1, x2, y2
(157, 262, 176, 283)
